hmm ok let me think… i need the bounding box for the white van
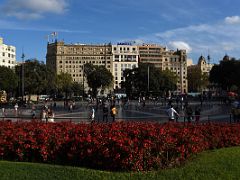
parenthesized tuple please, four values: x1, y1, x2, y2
(39, 95, 50, 101)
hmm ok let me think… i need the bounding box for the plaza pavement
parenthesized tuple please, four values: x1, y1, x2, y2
(0, 100, 232, 123)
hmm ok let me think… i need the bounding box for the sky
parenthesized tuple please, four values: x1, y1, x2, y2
(1, 0, 240, 64)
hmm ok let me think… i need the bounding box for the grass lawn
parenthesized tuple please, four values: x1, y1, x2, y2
(1, 147, 240, 180)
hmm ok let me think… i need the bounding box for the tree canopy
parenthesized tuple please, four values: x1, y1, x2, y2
(209, 59, 240, 92)
(15, 59, 55, 96)
(187, 67, 209, 92)
(84, 63, 113, 98)
(122, 63, 177, 97)
(0, 66, 18, 96)
(56, 72, 73, 98)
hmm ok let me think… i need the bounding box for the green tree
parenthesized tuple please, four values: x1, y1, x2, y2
(122, 63, 177, 97)
(84, 63, 113, 98)
(161, 69, 178, 91)
(15, 59, 54, 97)
(71, 82, 83, 97)
(209, 59, 240, 91)
(0, 66, 18, 96)
(56, 72, 73, 98)
(187, 67, 209, 92)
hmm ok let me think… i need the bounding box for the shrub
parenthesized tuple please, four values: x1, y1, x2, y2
(0, 120, 240, 171)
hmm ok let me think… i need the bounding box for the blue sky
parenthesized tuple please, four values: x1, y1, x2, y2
(1, 0, 240, 64)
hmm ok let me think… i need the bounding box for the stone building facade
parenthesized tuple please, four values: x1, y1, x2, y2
(0, 37, 16, 69)
(112, 44, 138, 89)
(138, 44, 188, 94)
(47, 41, 189, 94)
(46, 41, 112, 91)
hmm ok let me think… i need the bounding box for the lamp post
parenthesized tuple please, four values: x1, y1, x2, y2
(21, 52, 25, 102)
(82, 64, 85, 99)
(147, 65, 150, 93)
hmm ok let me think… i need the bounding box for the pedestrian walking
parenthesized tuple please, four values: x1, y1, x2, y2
(185, 105, 193, 123)
(14, 103, 18, 116)
(195, 107, 201, 123)
(175, 106, 180, 122)
(89, 106, 95, 122)
(2, 107, 5, 116)
(167, 105, 179, 122)
(48, 109, 55, 122)
(69, 102, 73, 112)
(102, 105, 109, 122)
(110, 105, 117, 122)
(41, 109, 47, 122)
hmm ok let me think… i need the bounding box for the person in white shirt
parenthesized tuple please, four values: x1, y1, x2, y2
(14, 103, 18, 116)
(167, 105, 179, 122)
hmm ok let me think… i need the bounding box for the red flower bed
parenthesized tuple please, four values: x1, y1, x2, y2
(0, 120, 240, 171)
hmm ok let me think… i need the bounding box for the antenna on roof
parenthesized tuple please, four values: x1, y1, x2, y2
(207, 49, 211, 64)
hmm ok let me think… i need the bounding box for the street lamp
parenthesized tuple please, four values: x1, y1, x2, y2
(82, 64, 85, 99)
(21, 52, 25, 102)
(147, 65, 150, 93)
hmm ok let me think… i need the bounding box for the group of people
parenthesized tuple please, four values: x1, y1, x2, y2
(89, 103, 118, 123)
(167, 104, 201, 123)
(41, 106, 55, 123)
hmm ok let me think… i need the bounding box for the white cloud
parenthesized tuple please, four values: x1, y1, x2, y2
(133, 16, 240, 63)
(1, 0, 68, 20)
(225, 16, 240, 25)
(168, 41, 192, 53)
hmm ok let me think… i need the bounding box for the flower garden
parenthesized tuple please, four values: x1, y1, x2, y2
(0, 120, 240, 171)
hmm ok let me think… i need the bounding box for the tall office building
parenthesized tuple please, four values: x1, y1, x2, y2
(138, 44, 188, 93)
(0, 37, 16, 69)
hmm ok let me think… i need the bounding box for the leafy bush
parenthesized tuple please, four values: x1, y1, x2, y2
(0, 121, 240, 171)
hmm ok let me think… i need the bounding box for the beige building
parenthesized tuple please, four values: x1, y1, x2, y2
(197, 55, 214, 75)
(112, 44, 138, 89)
(46, 41, 113, 91)
(138, 44, 188, 94)
(0, 37, 16, 69)
(187, 55, 214, 92)
(188, 55, 214, 76)
(47, 41, 190, 94)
